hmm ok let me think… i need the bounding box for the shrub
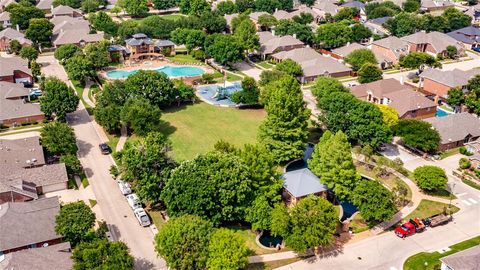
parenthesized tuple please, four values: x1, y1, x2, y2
(459, 158, 471, 170)
(191, 49, 205, 61)
(201, 73, 215, 84)
(459, 146, 473, 156)
(110, 165, 119, 178)
(413, 165, 448, 191)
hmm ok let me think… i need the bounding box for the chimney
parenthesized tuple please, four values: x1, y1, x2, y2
(400, 76, 404, 85)
(272, 30, 275, 36)
(16, 24, 19, 31)
(275, 8, 278, 12)
(293, 33, 297, 39)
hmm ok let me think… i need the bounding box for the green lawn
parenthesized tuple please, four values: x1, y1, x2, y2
(159, 13, 184, 21)
(462, 179, 480, 190)
(159, 102, 265, 161)
(423, 188, 456, 200)
(106, 133, 120, 153)
(226, 72, 243, 81)
(257, 61, 275, 69)
(403, 236, 480, 270)
(167, 54, 204, 65)
(245, 258, 301, 270)
(439, 147, 459, 159)
(349, 213, 370, 233)
(148, 209, 167, 230)
(404, 199, 459, 222)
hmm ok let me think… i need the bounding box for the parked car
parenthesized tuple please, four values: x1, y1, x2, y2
(99, 143, 110, 155)
(126, 194, 142, 210)
(117, 180, 132, 195)
(134, 208, 151, 227)
(394, 218, 425, 238)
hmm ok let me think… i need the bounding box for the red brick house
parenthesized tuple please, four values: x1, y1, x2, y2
(0, 57, 33, 84)
(419, 68, 480, 101)
(401, 31, 465, 57)
(0, 28, 32, 52)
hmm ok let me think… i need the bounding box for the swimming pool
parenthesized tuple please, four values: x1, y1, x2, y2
(106, 66, 205, 79)
(436, 106, 453, 117)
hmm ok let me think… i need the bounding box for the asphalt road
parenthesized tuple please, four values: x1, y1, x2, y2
(38, 54, 167, 270)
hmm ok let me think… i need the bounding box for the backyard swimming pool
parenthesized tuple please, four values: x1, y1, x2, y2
(436, 106, 453, 117)
(106, 66, 205, 79)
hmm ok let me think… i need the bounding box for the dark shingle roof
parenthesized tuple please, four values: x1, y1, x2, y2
(440, 245, 480, 270)
(0, 137, 46, 168)
(0, 242, 73, 270)
(424, 113, 480, 144)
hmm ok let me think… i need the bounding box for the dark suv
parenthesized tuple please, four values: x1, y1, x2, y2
(99, 143, 110, 155)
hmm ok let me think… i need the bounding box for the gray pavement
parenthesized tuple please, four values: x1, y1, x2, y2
(39, 54, 167, 269)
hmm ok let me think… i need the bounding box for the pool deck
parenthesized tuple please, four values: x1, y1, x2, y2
(100, 59, 214, 81)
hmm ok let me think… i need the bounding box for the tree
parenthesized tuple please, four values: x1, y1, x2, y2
(53, 0, 82, 8)
(41, 122, 78, 155)
(459, 157, 471, 169)
(403, 0, 420, 12)
(399, 52, 441, 69)
(351, 23, 373, 42)
(446, 45, 458, 59)
(9, 40, 22, 54)
(30, 60, 41, 81)
(120, 97, 162, 136)
(162, 152, 253, 225)
(311, 76, 348, 100)
(72, 239, 134, 270)
(246, 196, 274, 231)
(275, 19, 314, 44)
(155, 215, 213, 270)
(93, 81, 130, 132)
(345, 49, 378, 71)
(394, 119, 440, 153)
(271, 196, 338, 253)
(216, 0, 237, 15)
(55, 201, 96, 246)
(40, 77, 79, 121)
(358, 63, 383, 83)
(384, 12, 419, 37)
(230, 76, 260, 104)
(84, 41, 110, 69)
(275, 59, 303, 77)
(89, 11, 118, 35)
(117, 20, 139, 40)
(152, 0, 176, 10)
(54, 44, 81, 63)
(443, 7, 471, 31)
(299, 0, 315, 6)
(413, 165, 448, 191)
(258, 14, 278, 29)
(446, 87, 465, 107)
(334, 7, 358, 21)
(124, 0, 148, 17)
(139, 15, 179, 39)
(199, 12, 227, 34)
(234, 19, 259, 52)
(255, 0, 281, 13)
(206, 229, 249, 270)
(19, 47, 39, 67)
(25, 18, 53, 46)
(80, 0, 103, 13)
(365, 1, 401, 19)
(60, 154, 83, 176)
(315, 22, 352, 48)
(292, 12, 314, 25)
(258, 76, 310, 163)
(205, 34, 244, 65)
(270, 203, 290, 237)
(352, 180, 396, 222)
(180, 0, 210, 15)
(6, 3, 45, 30)
(309, 131, 360, 200)
(171, 28, 206, 52)
(236, 0, 255, 12)
(124, 70, 177, 107)
(64, 55, 95, 82)
(377, 105, 399, 127)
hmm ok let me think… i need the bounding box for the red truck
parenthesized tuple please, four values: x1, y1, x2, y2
(394, 218, 426, 238)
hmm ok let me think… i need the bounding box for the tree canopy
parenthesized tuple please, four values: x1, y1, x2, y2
(54, 44, 81, 63)
(399, 52, 441, 69)
(315, 22, 352, 48)
(377, 105, 399, 127)
(72, 240, 134, 270)
(393, 119, 440, 153)
(6, 3, 45, 30)
(358, 63, 383, 83)
(120, 97, 162, 136)
(55, 201, 96, 246)
(40, 122, 78, 155)
(258, 76, 310, 163)
(40, 77, 79, 121)
(352, 180, 396, 222)
(25, 18, 53, 46)
(413, 165, 448, 191)
(206, 228, 249, 270)
(345, 49, 378, 71)
(205, 34, 244, 65)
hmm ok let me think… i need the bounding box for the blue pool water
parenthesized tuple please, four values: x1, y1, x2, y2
(197, 82, 242, 106)
(436, 107, 452, 117)
(340, 201, 358, 221)
(106, 66, 205, 79)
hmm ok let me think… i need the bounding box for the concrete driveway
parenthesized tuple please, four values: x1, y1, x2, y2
(232, 61, 262, 80)
(40, 54, 167, 269)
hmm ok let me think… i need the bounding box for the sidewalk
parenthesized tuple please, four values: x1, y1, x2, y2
(83, 81, 96, 108)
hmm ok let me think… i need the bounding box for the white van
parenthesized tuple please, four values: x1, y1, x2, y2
(126, 194, 141, 210)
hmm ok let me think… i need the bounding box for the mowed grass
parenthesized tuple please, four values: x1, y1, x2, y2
(159, 102, 265, 161)
(404, 199, 459, 222)
(159, 13, 185, 21)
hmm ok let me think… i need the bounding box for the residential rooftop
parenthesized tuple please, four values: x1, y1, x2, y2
(424, 113, 480, 144)
(0, 242, 72, 270)
(0, 137, 46, 168)
(420, 68, 480, 88)
(283, 168, 328, 198)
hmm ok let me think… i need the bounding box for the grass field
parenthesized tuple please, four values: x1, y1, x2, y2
(349, 213, 370, 233)
(159, 13, 184, 21)
(404, 199, 459, 222)
(403, 236, 480, 270)
(167, 54, 204, 65)
(159, 102, 265, 161)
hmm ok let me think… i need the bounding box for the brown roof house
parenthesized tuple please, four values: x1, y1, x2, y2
(419, 68, 480, 100)
(0, 28, 32, 52)
(312, 0, 340, 19)
(371, 36, 410, 68)
(0, 11, 10, 28)
(439, 245, 480, 270)
(0, 242, 73, 270)
(0, 137, 46, 168)
(420, 0, 454, 12)
(0, 0, 15, 12)
(272, 47, 352, 83)
(257, 31, 305, 59)
(330, 42, 365, 60)
(351, 78, 437, 119)
(0, 196, 63, 254)
(447, 26, 480, 50)
(0, 82, 44, 126)
(51, 16, 104, 47)
(273, 5, 324, 23)
(424, 112, 480, 151)
(0, 56, 33, 84)
(51, 5, 82, 18)
(36, 0, 54, 13)
(401, 31, 465, 57)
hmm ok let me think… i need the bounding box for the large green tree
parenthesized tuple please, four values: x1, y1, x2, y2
(152, 0, 177, 10)
(316, 22, 352, 48)
(6, 3, 45, 30)
(345, 49, 378, 71)
(54, 44, 81, 63)
(64, 55, 96, 83)
(25, 18, 53, 46)
(40, 77, 79, 121)
(258, 76, 310, 163)
(234, 19, 260, 53)
(384, 12, 419, 37)
(275, 19, 314, 44)
(393, 119, 440, 153)
(171, 28, 206, 52)
(271, 196, 338, 253)
(84, 41, 110, 69)
(55, 201, 96, 246)
(206, 228, 249, 270)
(413, 166, 448, 191)
(89, 11, 118, 35)
(120, 97, 162, 136)
(124, 0, 149, 17)
(205, 34, 244, 65)
(216, 0, 237, 15)
(309, 131, 360, 200)
(230, 76, 260, 105)
(352, 180, 396, 222)
(365, 1, 401, 19)
(72, 240, 134, 270)
(155, 215, 213, 270)
(275, 59, 303, 77)
(399, 52, 441, 69)
(358, 63, 383, 83)
(40, 122, 78, 155)
(162, 152, 253, 225)
(180, 0, 210, 15)
(124, 70, 177, 107)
